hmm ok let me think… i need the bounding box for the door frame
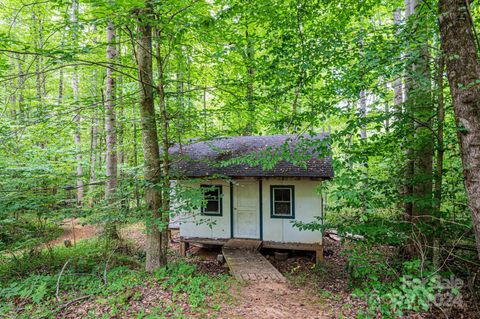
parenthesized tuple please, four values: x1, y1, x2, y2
(230, 179, 263, 240)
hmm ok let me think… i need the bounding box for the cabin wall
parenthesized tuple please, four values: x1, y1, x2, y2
(176, 178, 323, 244)
(262, 179, 323, 244)
(177, 179, 231, 239)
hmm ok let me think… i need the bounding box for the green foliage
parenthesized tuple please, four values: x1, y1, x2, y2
(346, 245, 454, 318)
(0, 241, 230, 318)
(0, 215, 62, 251)
(154, 261, 230, 309)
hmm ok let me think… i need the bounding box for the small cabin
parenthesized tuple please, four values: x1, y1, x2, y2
(170, 134, 333, 263)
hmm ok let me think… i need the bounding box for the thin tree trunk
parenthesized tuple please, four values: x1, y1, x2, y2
(117, 32, 128, 213)
(88, 106, 98, 208)
(411, 0, 434, 218)
(105, 19, 119, 239)
(8, 55, 17, 119)
(58, 35, 65, 105)
(433, 55, 445, 267)
(155, 27, 170, 267)
(133, 120, 140, 208)
(71, 0, 83, 206)
(16, 53, 25, 117)
(135, 4, 165, 271)
(403, 0, 415, 219)
(105, 19, 118, 203)
(438, 0, 480, 259)
(32, 9, 43, 105)
(88, 31, 99, 208)
(244, 21, 254, 136)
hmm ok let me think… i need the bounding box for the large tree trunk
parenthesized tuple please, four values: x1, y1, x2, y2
(438, 0, 480, 259)
(71, 0, 83, 206)
(135, 5, 166, 271)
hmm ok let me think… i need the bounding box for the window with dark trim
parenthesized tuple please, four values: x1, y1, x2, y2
(201, 185, 223, 216)
(270, 185, 295, 218)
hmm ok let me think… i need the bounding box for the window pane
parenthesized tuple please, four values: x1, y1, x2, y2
(201, 185, 221, 214)
(204, 188, 219, 200)
(205, 200, 219, 213)
(274, 202, 291, 216)
(274, 188, 290, 201)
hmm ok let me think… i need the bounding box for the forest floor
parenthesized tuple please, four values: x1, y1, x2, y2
(44, 218, 99, 248)
(21, 221, 475, 319)
(48, 222, 351, 318)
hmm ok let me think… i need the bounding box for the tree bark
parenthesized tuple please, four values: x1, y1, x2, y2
(438, 0, 480, 259)
(104, 19, 119, 238)
(433, 55, 445, 267)
(71, 0, 83, 206)
(403, 1, 415, 219)
(105, 19, 118, 203)
(88, 31, 99, 208)
(135, 5, 166, 271)
(411, 0, 434, 218)
(393, 9, 403, 118)
(16, 53, 25, 117)
(243, 21, 255, 136)
(155, 27, 170, 267)
(133, 120, 140, 208)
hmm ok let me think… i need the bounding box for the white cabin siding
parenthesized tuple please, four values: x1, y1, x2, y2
(262, 179, 323, 244)
(178, 179, 231, 239)
(176, 178, 323, 244)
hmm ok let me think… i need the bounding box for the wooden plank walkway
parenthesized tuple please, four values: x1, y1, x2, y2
(222, 239, 287, 283)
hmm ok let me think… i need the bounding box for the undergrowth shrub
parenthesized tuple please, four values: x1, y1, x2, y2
(346, 244, 457, 318)
(0, 240, 230, 318)
(154, 261, 230, 310)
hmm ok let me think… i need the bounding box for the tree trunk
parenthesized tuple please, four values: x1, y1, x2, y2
(133, 120, 140, 208)
(104, 19, 119, 239)
(117, 32, 128, 213)
(155, 27, 170, 267)
(404, 0, 414, 220)
(135, 5, 166, 271)
(243, 22, 255, 136)
(105, 19, 118, 203)
(71, 0, 83, 206)
(433, 55, 445, 267)
(88, 106, 98, 208)
(411, 0, 434, 218)
(88, 31, 99, 208)
(16, 53, 25, 117)
(32, 9, 43, 105)
(438, 0, 480, 259)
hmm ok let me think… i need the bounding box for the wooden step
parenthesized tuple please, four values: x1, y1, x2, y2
(222, 244, 286, 283)
(223, 238, 262, 250)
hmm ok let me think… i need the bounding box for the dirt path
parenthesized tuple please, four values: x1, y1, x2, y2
(44, 219, 98, 248)
(120, 224, 327, 318)
(220, 281, 326, 319)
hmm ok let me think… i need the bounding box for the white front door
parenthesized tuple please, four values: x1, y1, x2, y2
(233, 181, 260, 239)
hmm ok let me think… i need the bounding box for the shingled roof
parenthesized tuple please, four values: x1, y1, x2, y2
(170, 134, 333, 179)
